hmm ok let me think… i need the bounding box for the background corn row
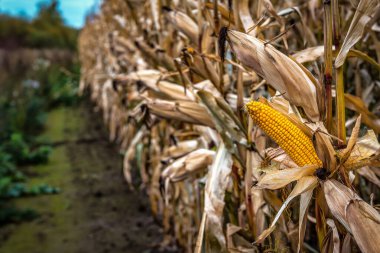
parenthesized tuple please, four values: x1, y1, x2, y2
(79, 0, 380, 252)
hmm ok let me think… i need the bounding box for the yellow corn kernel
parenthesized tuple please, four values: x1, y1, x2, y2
(246, 101, 322, 167)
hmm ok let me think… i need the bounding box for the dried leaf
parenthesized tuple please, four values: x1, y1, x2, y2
(161, 149, 215, 182)
(205, 2, 235, 24)
(163, 8, 199, 46)
(326, 219, 340, 253)
(357, 166, 380, 187)
(265, 147, 298, 169)
(343, 130, 380, 170)
(145, 98, 214, 127)
(307, 122, 337, 172)
(335, 0, 380, 67)
(123, 126, 146, 188)
(292, 46, 324, 63)
(341, 234, 352, 253)
(157, 81, 195, 101)
(150, 0, 162, 31)
(256, 165, 319, 190)
(345, 93, 380, 133)
(198, 90, 247, 145)
(255, 176, 318, 244)
(163, 139, 200, 159)
(340, 115, 361, 164)
(239, 0, 256, 36)
(297, 188, 313, 253)
(226, 224, 257, 253)
(323, 179, 380, 253)
(227, 30, 320, 121)
(204, 142, 233, 252)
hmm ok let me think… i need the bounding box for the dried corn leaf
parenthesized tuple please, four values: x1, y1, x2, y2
(146, 98, 214, 127)
(198, 90, 247, 145)
(119, 69, 161, 89)
(342, 234, 352, 253)
(150, 0, 161, 31)
(323, 179, 380, 253)
(265, 147, 298, 169)
(263, 0, 288, 50)
(292, 46, 324, 64)
(184, 51, 220, 86)
(162, 149, 215, 182)
(297, 188, 313, 253)
(339, 115, 361, 164)
(335, 0, 380, 67)
(123, 126, 146, 188)
(312, 123, 337, 172)
(345, 93, 380, 133)
(194, 80, 223, 98)
(163, 8, 199, 46)
(343, 130, 380, 170)
(203, 142, 233, 252)
(348, 49, 380, 71)
(357, 166, 380, 187)
(292, 46, 380, 69)
(157, 81, 195, 101)
(205, 2, 234, 25)
(239, 0, 256, 36)
(163, 139, 200, 159)
(255, 165, 318, 190)
(255, 176, 318, 244)
(227, 30, 320, 121)
(226, 224, 257, 253)
(326, 219, 340, 253)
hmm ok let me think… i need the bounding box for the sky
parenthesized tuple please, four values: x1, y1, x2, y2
(0, 0, 100, 28)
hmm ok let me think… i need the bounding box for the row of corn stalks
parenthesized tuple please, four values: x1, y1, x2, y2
(79, 0, 380, 252)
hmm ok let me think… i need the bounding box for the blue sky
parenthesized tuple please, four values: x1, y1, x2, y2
(0, 0, 100, 28)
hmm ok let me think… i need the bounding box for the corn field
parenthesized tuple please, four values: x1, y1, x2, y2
(78, 0, 380, 252)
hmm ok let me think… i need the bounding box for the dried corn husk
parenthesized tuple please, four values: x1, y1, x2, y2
(226, 30, 320, 121)
(323, 179, 380, 253)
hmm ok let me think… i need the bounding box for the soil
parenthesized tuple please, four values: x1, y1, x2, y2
(0, 102, 172, 253)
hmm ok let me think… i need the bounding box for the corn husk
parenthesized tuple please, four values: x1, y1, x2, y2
(323, 179, 380, 253)
(227, 30, 320, 121)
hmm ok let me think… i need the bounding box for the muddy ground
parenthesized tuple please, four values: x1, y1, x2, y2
(0, 102, 172, 253)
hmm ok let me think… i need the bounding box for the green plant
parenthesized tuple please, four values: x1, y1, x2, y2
(0, 0, 80, 227)
(34, 63, 80, 107)
(0, 146, 59, 225)
(3, 133, 51, 165)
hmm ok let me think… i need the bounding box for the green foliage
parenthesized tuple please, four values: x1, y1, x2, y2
(0, 1, 78, 49)
(0, 59, 79, 226)
(0, 0, 80, 227)
(0, 144, 59, 225)
(3, 133, 52, 165)
(0, 61, 80, 138)
(0, 61, 78, 224)
(0, 130, 58, 225)
(33, 62, 80, 108)
(0, 95, 46, 138)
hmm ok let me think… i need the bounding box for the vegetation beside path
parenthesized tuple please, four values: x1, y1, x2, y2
(0, 104, 164, 253)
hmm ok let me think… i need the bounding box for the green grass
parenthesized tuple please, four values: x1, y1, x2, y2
(0, 107, 83, 253)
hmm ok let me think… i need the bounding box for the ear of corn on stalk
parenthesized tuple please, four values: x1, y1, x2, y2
(246, 101, 323, 167)
(78, 0, 380, 251)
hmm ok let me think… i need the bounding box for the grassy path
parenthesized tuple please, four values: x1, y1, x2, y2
(0, 103, 163, 253)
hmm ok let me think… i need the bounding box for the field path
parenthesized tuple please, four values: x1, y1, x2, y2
(0, 103, 164, 253)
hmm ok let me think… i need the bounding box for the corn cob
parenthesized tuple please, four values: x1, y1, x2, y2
(246, 101, 322, 167)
